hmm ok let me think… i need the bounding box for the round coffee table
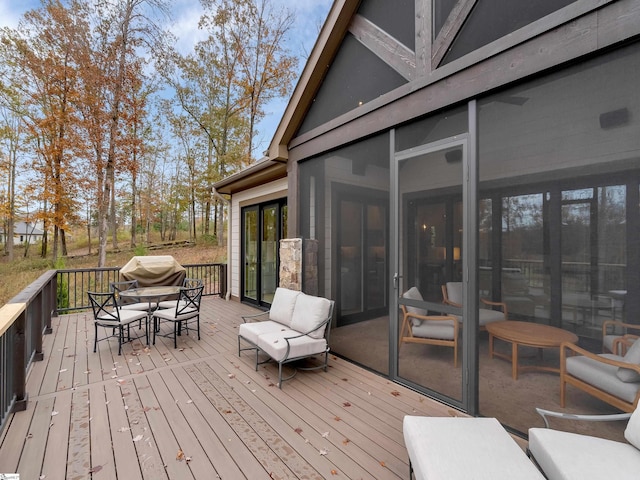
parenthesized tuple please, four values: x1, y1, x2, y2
(485, 321, 578, 380)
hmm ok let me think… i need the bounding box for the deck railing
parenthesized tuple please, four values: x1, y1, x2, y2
(56, 263, 227, 313)
(0, 262, 227, 433)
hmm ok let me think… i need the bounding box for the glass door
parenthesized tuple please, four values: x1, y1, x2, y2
(261, 204, 278, 304)
(393, 137, 467, 405)
(243, 207, 258, 301)
(241, 201, 287, 307)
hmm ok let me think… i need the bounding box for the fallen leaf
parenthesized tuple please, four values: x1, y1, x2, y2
(319, 449, 328, 456)
(118, 427, 130, 433)
(133, 434, 143, 442)
(51, 411, 59, 416)
(88, 465, 103, 473)
(186, 399, 193, 404)
(176, 449, 185, 460)
(380, 461, 386, 467)
(59, 369, 67, 373)
(341, 378, 348, 382)
(342, 402, 351, 407)
(342, 438, 350, 445)
(390, 391, 401, 397)
(228, 374, 235, 379)
(334, 416, 341, 422)
(322, 432, 329, 438)
(294, 427, 303, 434)
(331, 470, 338, 475)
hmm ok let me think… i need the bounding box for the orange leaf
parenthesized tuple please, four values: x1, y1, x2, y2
(176, 449, 184, 460)
(331, 469, 338, 475)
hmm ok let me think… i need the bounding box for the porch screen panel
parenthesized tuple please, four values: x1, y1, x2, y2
(299, 133, 390, 374)
(478, 42, 640, 438)
(442, 0, 576, 65)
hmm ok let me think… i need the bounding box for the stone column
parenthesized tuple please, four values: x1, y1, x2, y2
(279, 238, 318, 295)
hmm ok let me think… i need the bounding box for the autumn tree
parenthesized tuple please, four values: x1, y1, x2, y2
(159, 0, 297, 245)
(0, 0, 90, 261)
(0, 101, 24, 261)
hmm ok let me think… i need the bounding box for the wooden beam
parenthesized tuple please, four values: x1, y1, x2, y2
(349, 14, 416, 81)
(432, 0, 479, 69)
(415, 0, 432, 76)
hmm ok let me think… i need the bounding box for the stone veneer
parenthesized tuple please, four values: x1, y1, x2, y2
(279, 238, 318, 295)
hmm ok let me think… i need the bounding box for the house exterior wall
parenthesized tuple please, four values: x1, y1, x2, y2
(228, 178, 288, 300)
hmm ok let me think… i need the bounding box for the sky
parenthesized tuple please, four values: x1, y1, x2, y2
(0, 0, 333, 158)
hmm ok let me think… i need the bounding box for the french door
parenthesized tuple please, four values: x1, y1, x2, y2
(241, 201, 287, 307)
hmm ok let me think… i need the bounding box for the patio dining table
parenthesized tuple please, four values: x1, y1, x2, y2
(119, 285, 184, 342)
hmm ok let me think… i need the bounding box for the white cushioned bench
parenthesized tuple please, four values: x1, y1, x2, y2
(238, 287, 334, 388)
(403, 416, 544, 480)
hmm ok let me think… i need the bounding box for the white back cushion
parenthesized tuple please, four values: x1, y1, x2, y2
(446, 282, 463, 304)
(269, 288, 300, 327)
(616, 339, 640, 383)
(290, 293, 332, 339)
(624, 404, 640, 450)
(403, 287, 427, 326)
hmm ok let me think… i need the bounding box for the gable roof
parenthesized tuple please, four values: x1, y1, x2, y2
(265, 0, 359, 161)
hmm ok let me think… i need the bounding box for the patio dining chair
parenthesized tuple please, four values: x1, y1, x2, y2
(110, 279, 154, 329)
(87, 291, 148, 355)
(157, 278, 203, 310)
(153, 285, 204, 348)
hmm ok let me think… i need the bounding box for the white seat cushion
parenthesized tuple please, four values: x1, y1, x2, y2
(157, 300, 186, 309)
(97, 308, 147, 326)
(153, 307, 198, 322)
(290, 293, 332, 339)
(238, 320, 288, 346)
(478, 308, 505, 326)
(566, 354, 640, 403)
(257, 330, 327, 362)
(403, 287, 427, 325)
(120, 302, 156, 311)
(617, 340, 640, 382)
(268, 288, 301, 328)
(528, 427, 640, 480)
(403, 416, 543, 480)
(412, 320, 456, 340)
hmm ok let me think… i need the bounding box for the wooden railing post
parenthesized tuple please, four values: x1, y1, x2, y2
(11, 308, 27, 413)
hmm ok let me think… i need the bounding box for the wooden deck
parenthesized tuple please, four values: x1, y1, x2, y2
(0, 296, 458, 479)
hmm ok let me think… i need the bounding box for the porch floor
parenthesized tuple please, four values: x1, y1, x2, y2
(0, 296, 459, 479)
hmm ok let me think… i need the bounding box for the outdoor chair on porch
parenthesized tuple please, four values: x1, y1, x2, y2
(400, 287, 459, 367)
(110, 279, 155, 329)
(602, 319, 640, 355)
(87, 291, 148, 355)
(560, 339, 640, 412)
(157, 278, 203, 310)
(441, 282, 507, 330)
(153, 285, 204, 348)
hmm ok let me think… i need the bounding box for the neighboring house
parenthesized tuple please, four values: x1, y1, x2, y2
(0, 221, 45, 245)
(216, 0, 640, 435)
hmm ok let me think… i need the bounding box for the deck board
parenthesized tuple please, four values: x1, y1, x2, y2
(0, 296, 464, 479)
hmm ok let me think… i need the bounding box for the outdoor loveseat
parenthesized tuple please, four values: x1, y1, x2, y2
(238, 287, 334, 388)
